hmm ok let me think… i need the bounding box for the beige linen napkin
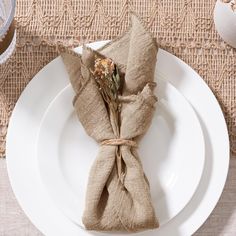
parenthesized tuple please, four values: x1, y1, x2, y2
(61, 15, 159, 232)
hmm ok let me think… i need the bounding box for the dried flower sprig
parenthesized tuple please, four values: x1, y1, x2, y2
(91, 56, 126, 184)
(91, 56, 122, 135)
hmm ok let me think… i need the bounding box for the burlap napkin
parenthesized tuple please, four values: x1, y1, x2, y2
(61, 14, 159, 232)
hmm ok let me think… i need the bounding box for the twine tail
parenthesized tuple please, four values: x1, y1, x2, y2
(116, 147, 126, 185)
(101, 138, 137, 185)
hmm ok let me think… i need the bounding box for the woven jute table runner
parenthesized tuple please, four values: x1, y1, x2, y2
(0, 0, 235, 158)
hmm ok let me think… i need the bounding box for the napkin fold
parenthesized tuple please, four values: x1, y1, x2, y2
(61, 14, 159, 232)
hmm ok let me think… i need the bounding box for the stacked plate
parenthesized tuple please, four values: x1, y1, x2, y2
(6, 41, 229, 236)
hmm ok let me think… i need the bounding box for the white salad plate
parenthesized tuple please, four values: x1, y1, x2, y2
(6, 41, 229, 236)
(37, 78, 204, 227)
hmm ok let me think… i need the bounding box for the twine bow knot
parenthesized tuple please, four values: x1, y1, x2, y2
(101, 138, 137, 147)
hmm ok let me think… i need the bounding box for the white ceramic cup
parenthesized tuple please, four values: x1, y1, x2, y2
(0, 0, 16, 64)
(214, 0, 236, 48)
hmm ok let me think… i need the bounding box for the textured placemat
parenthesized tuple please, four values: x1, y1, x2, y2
(0, 0, 235, 158)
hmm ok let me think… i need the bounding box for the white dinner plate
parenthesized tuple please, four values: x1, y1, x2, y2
(37, 78, 204, 227)
(6, 41, 229, 236)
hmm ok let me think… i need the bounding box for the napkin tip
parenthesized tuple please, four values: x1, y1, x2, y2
(129, 11, 159, 50)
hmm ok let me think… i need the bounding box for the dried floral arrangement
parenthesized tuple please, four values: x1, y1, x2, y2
(91, 56, 127, 183)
